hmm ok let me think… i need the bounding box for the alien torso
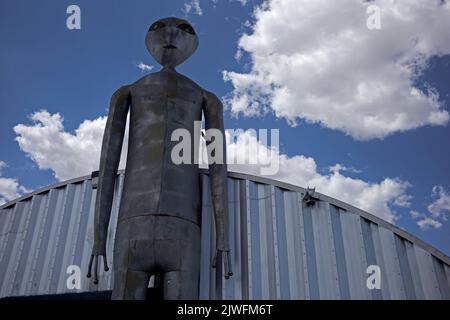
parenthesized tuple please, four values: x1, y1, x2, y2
(118, 68, 204, 225)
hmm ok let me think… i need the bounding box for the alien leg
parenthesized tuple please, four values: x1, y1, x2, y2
(163, 270, 198, 299)
(112, 269, 150, 300)
(110, 236, 151, 300)
(162, 220, 201, 299)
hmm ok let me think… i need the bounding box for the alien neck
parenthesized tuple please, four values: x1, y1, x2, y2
(161, 65, 177, 72)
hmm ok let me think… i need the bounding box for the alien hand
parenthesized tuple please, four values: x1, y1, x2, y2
(212, 249, 233, 279)
(86, 247, 109, 285)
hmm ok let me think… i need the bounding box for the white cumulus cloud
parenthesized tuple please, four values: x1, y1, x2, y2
(411, 212, 443, 230)
(135, 62, 154, 73)
(14, 110, 128, 181)
(428, 185, 450, 220)
(0, 161, 29, 205)
(14, 111, 410, 223)
(223, 0, 450, 140)
(224, 130, 410, 223)
(416, 218, 442, 230)
(410, 185, 449, 230)
(183, 0, 203, 16)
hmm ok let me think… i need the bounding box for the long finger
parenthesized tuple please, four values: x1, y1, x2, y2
(93, 255, 99, 285)
(103, 255, 109, 272)
(86, 255, 94, 278)
(227, 251, 233, 277)
(212, 250, 218, 268)
(224, 251, 230, 279)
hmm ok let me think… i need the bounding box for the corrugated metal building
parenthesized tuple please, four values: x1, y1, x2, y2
(1, 170, 449, 299)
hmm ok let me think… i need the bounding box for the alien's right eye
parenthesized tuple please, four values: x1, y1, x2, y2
(177, 23, 196, 35)
(149, 21, 165, 32)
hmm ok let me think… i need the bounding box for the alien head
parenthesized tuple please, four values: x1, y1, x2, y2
(146, 17, 199, 68)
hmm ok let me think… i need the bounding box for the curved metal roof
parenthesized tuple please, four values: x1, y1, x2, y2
(1, 170, 450, 299)
(2, 169, 449, 266)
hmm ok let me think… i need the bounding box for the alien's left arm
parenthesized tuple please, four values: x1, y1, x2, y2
(202, 90, 232, 279)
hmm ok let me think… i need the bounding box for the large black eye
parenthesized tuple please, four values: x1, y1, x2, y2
(149, 21, 165, 32)
(177, 23, 195, 35)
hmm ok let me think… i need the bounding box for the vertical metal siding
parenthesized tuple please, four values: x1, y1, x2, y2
(432, 255, 450, 299)
(444, 264, 450, 293)
(312, 201, 340, 299)
(1, 173, 450, 300)
(414, 246, 441, 299)
(405, 238, 425, 299)
(2, 200, 32, 297)
(12, 195, 43, 296)
(19, 193, 48, 296)
(284, 190, 308, 299)
(394, 235, 416, 299)
(329, 205, 350, 299)
(248, 181, 262, 299)
(360, 218, 381, 300)
(302, 203, 319, 299)
(378, 227, 406, 299)
(340, 211, 370, 299)
(370, 222, 391, 299)
(273, 187, 289, 299)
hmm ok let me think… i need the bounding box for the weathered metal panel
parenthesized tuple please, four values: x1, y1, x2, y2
(19, 193, 48, 295)
(39, 187, 65, 294)
(49, 184, 76, 294)
(257, 185, 269, 299)
(394, 235, 416, 299)
(370, 222, 391, 299)
(302, 203, 319, 299)
(445, 264, 450, 292)
(360, 218, 382, 300)
(2, 199, 32, 297)
(248, 181, 262, 299)
(312, 201, 340, 299)
(378, 227, 406, 299)
(405, 239, 425, 299)
(73, 181, 93, 292)
(54, 183, 80, 294)
(432, 255, 450, 299)
(0, 205, 19, 294)
(340, 212, 370, 299)
(414, 246, 441, 299)
(30, 189, 58, 295)
(11, 195, 44, 296)
(273, 187, 290, 299)
(329, 205, 350, 299)
(0, 207, 15, 284)
(244, 180, 252, 299)
(257, 184, 277, 299)
(269, 186, 281, 299)
(1, 172, 449, 300)
(283, 191, 304, 299)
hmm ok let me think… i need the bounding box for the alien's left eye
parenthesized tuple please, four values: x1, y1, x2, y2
(149, 21, 166, 32)
(177, 23, 196, 35)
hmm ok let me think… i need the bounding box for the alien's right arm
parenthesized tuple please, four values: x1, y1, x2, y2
(93, 85, 130, 255)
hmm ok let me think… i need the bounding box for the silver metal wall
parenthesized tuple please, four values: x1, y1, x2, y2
(1, 171, 449, 299)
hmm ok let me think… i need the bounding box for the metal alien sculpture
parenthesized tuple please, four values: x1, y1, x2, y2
(86, 17, 232, 300)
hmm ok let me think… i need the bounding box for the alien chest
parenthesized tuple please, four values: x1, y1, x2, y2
(131, 86, 202, 128)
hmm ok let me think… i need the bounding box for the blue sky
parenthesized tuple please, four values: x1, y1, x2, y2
(1, 0, 449, 256)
